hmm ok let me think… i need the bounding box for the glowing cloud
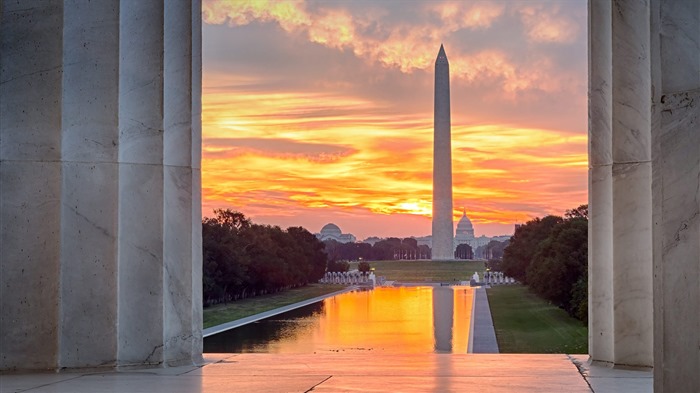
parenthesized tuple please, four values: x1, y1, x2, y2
(519, 5, 581, 44)
(202, 0, 583, 97)
(201, 0, 588, 239)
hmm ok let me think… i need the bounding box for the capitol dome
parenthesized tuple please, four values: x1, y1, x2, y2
(320, 223, 342, 237)
(455, 209, 475, 240)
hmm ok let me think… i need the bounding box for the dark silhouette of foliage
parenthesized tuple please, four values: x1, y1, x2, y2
(485, 259, 502, 271)
(569, 275, 588, 323)
(527, 217, 588, 314)
(565, 204, 589, 220)
(326, 259, 350, 272)
(501, 215, 564, 283)
(322, 236, 430, 262)
(455, 243, 474, 259)
(202, 209, 328, 306)
(476, 239, 509, 260)
(500, 205, 589, 322)
(358, 261, 371, 273)
(323, 240, 373, 262)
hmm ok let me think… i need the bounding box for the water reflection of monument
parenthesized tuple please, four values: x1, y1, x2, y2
(205, 287, 473, 354)
(432, 287, 454, 353)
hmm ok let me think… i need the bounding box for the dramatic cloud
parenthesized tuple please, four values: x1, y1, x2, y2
(202, 0, 585, 97)
(518, 4, 581, 43)
(201, 0, 588, 239)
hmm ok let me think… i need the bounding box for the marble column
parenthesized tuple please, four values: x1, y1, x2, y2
(590, 0, 700, 388)
(651, 0, 700, 391)
(610, 0, 654, 368)
(59, 0, 120, 368)
(162, 0, 199, 365)
(587, 0, 614, 364)
(117, 0, 166, 366)
(0, 1, 202, 370)
(0, 0, 64, 370)
(191, 0, 205, 359)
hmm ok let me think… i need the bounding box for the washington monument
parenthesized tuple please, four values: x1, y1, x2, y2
(432, 44, 454, 260)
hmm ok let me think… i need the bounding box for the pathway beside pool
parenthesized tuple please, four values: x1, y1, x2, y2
(470, 287, 499, 353)
(203, 286, 357, 337)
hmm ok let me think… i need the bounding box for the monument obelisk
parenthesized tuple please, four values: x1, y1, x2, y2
(431, 44, 454, 260)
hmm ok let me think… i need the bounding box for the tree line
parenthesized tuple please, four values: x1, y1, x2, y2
(324, 236, 511, 262)
(323, 237, 432, 261)
(202, 209, 327, 306)
(476, 239, 509, 260)
(500, 205, 588, 322)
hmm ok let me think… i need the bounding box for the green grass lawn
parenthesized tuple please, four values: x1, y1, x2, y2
(349, 259, 486, 282)
(486, 285, 588, 353)
(203, 284, 342, 328)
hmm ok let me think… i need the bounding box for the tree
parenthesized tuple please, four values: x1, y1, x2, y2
(417, 244, 431, 259)
(501, 215, 564, 283)
(323, 241, 373, 261)
(569, 275, 588, 322)
(477, 239, 509, 260)
(358, 261, 371, 273)
(327, 259, 349, 272)
(565, 204, 588, 220)
(287, 226, 327, 281)
(402, 237, 418, 249)
(455, 243, 473, 259)
(202, 210, 331, 305)
(202, 209, 252, 304)
(211, 208, 250, 231)
(370, 239, 395, 260)
(497, 206, 589, 322)
(527, 216, 588, 315)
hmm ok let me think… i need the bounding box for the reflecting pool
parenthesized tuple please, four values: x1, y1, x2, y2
(204, 286, 474, 354)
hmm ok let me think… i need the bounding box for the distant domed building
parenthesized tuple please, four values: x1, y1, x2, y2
(316, 223, 356, 243)
(453, 209, 491, 254)
(454, 208, 475, 244)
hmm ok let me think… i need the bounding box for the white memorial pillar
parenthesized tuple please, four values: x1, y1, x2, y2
(117, 0, 166, 365)
(588, 0, 614, 364)
(0, 0, 64, 370)
(163, 0, 200, 364)
(650, 0, 700, 391)
(0, 0, 202, 370)
(590, 0, 699, 389)
(191, 0, 205, 361)
(59, 0, 120, 367)
(610, 0, 654, 368)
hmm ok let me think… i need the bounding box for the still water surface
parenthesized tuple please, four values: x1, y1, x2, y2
(204, 286, 474, 354)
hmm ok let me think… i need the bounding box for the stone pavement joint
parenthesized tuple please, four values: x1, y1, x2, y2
(304, 375, 332, 392)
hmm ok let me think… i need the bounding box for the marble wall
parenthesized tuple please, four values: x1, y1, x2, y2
(590, 0, 700, 391)
(588, 0, 614, 363)
(589, 0, 654, 367)
(0, 1, 203, 370)
(651, 1, 700, 391)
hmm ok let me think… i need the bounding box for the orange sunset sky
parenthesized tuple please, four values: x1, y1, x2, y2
(200, 0, 588, 240)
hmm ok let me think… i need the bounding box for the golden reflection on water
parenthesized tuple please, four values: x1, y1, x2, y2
(217, 286, 474, 354)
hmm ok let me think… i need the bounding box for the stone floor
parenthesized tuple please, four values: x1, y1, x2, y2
(0, 353, 652, 392)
